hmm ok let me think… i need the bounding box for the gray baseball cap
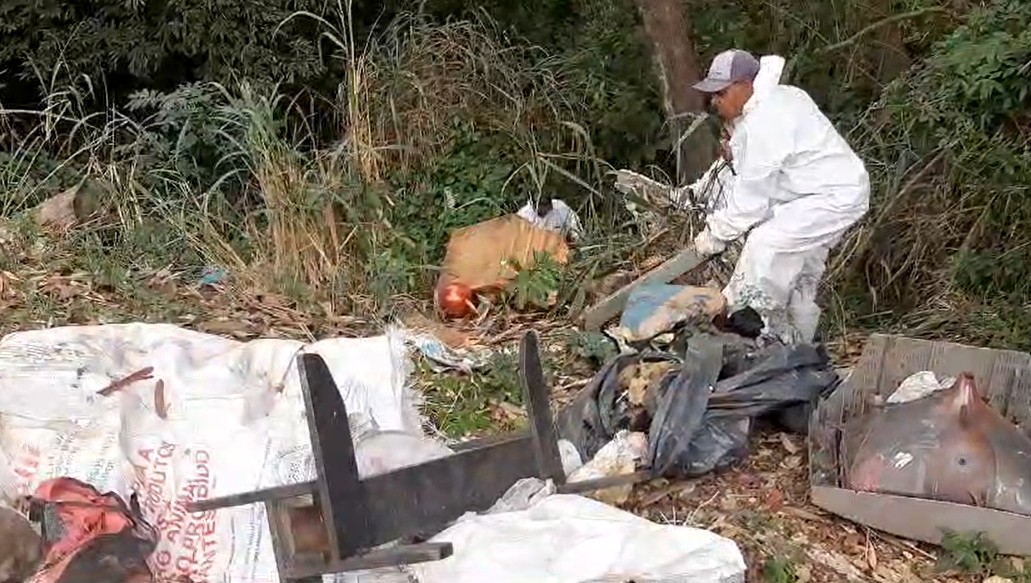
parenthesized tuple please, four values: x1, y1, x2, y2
(693, 50, 761, 93)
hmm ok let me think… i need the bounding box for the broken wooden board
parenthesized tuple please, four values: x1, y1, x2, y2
(581, 247, 707, 332)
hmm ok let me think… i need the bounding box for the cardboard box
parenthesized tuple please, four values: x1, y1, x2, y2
(808, 334, 1031, 555)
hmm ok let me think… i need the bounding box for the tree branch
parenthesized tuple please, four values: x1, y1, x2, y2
(819, 8, 948, 54)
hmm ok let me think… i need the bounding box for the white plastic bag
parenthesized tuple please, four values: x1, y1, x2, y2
(410, 493, 746, 583)
(516, 198, 584, 240)
(887, 370, 955, 404)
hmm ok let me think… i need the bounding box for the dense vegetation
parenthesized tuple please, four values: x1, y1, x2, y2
(1, 0, 1029, 348)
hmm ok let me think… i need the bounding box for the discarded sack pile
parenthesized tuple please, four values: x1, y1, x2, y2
(0, 323, 747, 583)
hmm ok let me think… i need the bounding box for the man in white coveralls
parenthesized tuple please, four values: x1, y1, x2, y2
(684, 49, 870, 344)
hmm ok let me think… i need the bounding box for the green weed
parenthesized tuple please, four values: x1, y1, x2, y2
(938, 529, 999, 576)
(762, 556, 799, 583)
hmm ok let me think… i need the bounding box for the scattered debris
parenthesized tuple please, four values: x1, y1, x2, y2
(515, 198, 583, 241)
(198, 266, 228, 288)
(613, 282, 725, 343)
(18, 234, 1031, 582)
(404, 329, 490, 373)
(558, 334, 839, 479)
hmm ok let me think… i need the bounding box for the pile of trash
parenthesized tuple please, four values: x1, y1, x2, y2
(559, 331, 841, 479)
(0, 323, 747, 583)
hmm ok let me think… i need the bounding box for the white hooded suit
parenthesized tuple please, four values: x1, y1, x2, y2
(687, 55, 870, 343)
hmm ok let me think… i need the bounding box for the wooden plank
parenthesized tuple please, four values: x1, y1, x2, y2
(358, 434, 538, 544)
(264, 501, 295, 581)
(581, 247, 706, 332)
(298, 353, 371, 556)
(811, 486, 1031, 556)
(198, 459, 654, 519)
(519, 331, 566, 485)
(190, 432, 536, 512)
(189, 482, 315, 512)
(286, 542, 454, 579)
(194, 436, 539, 530)
(187, 433, 539, 515)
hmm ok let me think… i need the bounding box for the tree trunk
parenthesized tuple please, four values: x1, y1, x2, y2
(633, 0, 713, 184)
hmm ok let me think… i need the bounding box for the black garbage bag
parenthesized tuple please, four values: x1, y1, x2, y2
(555, 351, 680, 461)
(649, 337, 840, 478)
(648, 336, 724, 476)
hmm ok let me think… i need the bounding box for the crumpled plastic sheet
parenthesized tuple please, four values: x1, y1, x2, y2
(886, 370, 955, 404)
(613, 283, 725, 344)
(408, 481, 746, 583)
(651, 337, 839, 477)
(558, 333, 840, 479)
(648, 337, 724, 477)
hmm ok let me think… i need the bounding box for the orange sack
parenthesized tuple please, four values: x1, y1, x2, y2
(28, 477, 157, 583)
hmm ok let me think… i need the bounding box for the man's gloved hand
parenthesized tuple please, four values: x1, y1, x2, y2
(694, 228, 726, 257)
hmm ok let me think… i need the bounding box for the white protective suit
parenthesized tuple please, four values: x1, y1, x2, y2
(688, 55, 870, 344)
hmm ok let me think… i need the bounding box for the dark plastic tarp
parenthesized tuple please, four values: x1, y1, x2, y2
(557, 334, 840, 478)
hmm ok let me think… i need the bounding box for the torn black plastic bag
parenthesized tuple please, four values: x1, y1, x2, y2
(650, 339, 841, 478)
(648, 336, 723, 477)
(555, 351, 680, 461)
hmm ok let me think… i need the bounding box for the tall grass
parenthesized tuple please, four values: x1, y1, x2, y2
(5, 0, 1027, 350)
(820, 0, 1031, 348)
(1, 8, 615, 316)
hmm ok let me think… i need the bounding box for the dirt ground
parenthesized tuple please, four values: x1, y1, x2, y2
(0, 258, 1017, 583)
(626, 430, 970, 583)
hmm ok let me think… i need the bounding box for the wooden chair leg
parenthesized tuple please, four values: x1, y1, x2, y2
(519, 331, 566, 486)
(297, 353, 372, 557)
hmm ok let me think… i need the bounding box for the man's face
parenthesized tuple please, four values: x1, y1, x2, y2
(710, 81, 754, 122)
